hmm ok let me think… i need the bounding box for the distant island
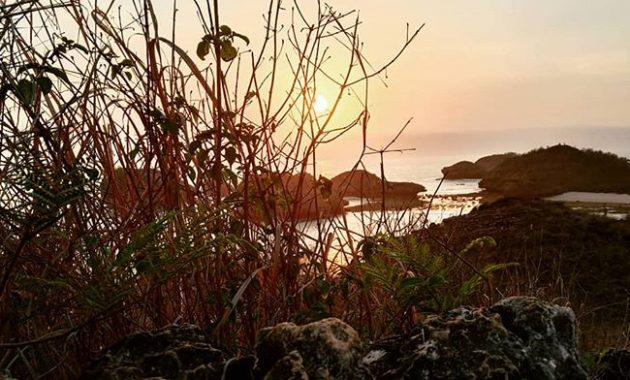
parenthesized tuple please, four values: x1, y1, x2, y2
(331, 170, 426, 211)
(442, 145, 630, 198)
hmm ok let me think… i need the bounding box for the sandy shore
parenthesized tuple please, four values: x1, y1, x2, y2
(545, 192, 630, 204)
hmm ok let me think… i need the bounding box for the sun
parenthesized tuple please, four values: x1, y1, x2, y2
(313, 95, 330, 114)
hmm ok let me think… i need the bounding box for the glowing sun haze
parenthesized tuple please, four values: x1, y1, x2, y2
(164, 0, 630, 141)
(313, 95, 330, 115)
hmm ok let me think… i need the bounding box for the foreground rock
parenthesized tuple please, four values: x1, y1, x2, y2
(256, 318, 372, 380)
(81, 298, 589, 379)
(367, 297, 587, 380)
(79, 324, 227, 380)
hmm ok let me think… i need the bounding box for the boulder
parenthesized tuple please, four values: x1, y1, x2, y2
(365, 297, 588, 380)
(79, 324, 228, 380)
(81, 298, 590, 380)
(255, 318, 373, 380)
(441, 160, 487, 179)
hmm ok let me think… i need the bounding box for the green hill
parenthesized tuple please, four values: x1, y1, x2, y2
(479, 145, 630, 197)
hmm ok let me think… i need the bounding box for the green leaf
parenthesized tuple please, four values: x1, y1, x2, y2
(317, 278, 331, 295)
(110, 65, 122, 79)
(160, 119, 179, 134)
(196, 149, 209, 163)
(220, 41, 238, 62)
(74, 43, 89, 54)
(18, 63, 70, 84)
(482, 262, 518, 275)
(119, 59, 135, 67)
(233, 32, 250, 45)
(16, 79, 35, 105)
(225, 146, 238, 166)
(36, 76, 53, 94)
(223, 169, 239, 188)
(129, 146, 140, 160)
(219, 25, 232, 35)
(197, 40, 210, 60)
(459, 236, 496, 256)
(400, 277, 424, 290)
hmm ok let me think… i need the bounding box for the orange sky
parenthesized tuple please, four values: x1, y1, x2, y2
(157, 0, 630, 145)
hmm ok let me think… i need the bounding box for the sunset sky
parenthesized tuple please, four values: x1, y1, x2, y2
(133, 0, 630, 163)
(169, 0, 630, 136)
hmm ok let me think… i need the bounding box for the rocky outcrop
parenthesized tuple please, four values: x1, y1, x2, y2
(331, 170, 425, 199)
(82, 298, 589, 380)
(365, 297, 587, 380)
(479, 145, 630, 198)
(79, 324, 227, 380)
(441, 160, 486, 179)
(255, 318, 372, 380)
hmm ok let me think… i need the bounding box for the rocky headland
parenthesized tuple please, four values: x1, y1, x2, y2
(479, 145, 630, 198)
(442, 145, 630, 200)
(331, 170, 426, 200)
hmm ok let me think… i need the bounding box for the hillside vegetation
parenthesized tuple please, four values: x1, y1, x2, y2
(426, 198, 630, 327)
(479, 145, 630, 197)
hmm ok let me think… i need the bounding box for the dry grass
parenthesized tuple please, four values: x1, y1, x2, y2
(0, 1, 429, 377)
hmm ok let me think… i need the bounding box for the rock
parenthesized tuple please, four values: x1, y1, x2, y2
(255, 318, 373, 380)
(331, 170, 425, 200)
(365, 297, 588, 380)
(81, 299, 591, 380)
(222, 356, 256, 380)
(79, 324, 227, 380)
(593, 349, 630, 380)
(262, 351, 309, 380)
(441, 160, 487, 179)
